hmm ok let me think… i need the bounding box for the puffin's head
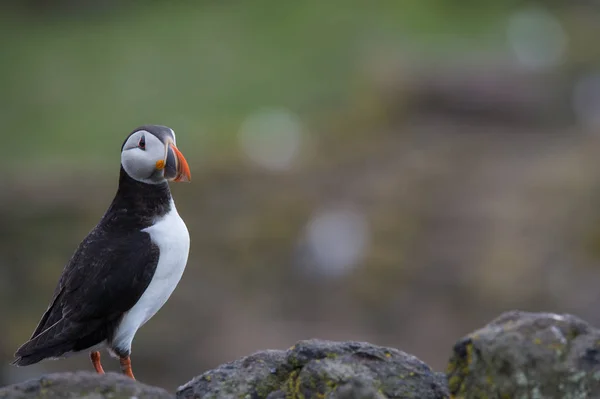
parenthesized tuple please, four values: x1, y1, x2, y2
(121, 125, 191, 184)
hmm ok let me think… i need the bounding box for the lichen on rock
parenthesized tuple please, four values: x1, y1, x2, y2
(447, 310, 600, 398)
(177, 339, 449, 399)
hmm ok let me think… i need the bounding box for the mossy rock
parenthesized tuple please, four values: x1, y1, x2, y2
(177, 339, 449, 399)
(447, 310, 600, 398)
(0, 371, 173, 398)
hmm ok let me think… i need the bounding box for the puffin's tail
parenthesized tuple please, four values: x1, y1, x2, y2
(12, 319, 103, 366)
(12, 351, 62, 367)
(12, 319, 74, 366)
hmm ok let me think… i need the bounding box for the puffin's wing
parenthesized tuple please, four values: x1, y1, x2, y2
(13, 229, 159, 366)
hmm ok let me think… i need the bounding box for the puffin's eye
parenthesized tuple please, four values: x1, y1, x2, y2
(138, 135, 146, 150)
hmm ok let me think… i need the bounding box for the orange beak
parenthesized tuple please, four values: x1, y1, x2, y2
(170, 144, 191, 182)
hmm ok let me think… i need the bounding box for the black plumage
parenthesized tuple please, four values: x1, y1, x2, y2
(13, 166, 172, 366)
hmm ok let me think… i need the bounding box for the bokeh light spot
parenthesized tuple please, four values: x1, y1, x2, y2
(239, 107, 303, 171)
(304, 206, 370, 279)
(507, 6, 567, 70)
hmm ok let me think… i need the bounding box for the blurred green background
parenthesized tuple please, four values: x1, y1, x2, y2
(4, 0, 600, 391)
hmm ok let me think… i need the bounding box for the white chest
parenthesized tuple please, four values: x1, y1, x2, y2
(111, 202, 190, 353)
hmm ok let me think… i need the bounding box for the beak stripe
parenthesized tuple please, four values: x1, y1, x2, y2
(170, 144, 191, 182)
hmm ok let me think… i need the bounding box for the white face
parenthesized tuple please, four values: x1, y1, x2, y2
(121, 130, 169, 184)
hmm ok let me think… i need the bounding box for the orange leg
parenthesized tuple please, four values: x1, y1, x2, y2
(90, 351, 105, 374)
(119, 355, 135, 380)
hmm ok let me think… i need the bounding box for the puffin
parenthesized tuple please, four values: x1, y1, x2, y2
(12, 125, 191, 380)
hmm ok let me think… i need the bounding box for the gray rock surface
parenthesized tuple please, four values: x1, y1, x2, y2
(177, 339, 449, 399)
(0, 371, 173, 399)
(10, 312, 600, 399)
(447, 310, 600, 398)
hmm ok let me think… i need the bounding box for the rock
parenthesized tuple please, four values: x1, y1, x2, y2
(177, 339, 449, 399)
(0, 371, 173, 399)
(447, 310, 600, 398)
